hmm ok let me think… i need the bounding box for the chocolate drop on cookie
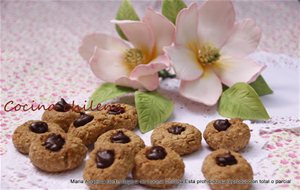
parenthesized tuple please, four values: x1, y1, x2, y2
(107, 105, 125, 115)
(53, 98, 71, 112)
(96, 150, 115, 169)
(43, 134, 65, 151)
(216, 153, 237, 166)
(213, 119, 231, 131)
(146, 146, 167, 160)
(110, 131, 130, 144)
(168, 125, 186, 135)
(29, 121, 48, 133)
(73, 112, 94, 127)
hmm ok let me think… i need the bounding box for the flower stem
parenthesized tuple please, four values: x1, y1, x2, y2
(158, 69, 176, 80)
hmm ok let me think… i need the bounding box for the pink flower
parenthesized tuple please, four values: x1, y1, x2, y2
(79, 8, 174, 91)
(165, 1, 265, 105)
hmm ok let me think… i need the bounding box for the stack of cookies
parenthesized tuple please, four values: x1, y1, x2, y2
(12, 99, 140, 172)
(12, 98, 253, 190)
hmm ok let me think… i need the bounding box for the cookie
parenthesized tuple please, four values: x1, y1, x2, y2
(203, 118, 251, 151)
(151, 122, 202, 156)
(12, 120, 64, 154)
(202, 149, 253, 190)
(98, 103, 137, 130)
(95, 129, 145, 156)
(68, 112, 112, 146)
(29, 132, 87, 172)
(83, 145, 134, 190)
(42, 98, 80, 132)
(133, 146, 185, 189)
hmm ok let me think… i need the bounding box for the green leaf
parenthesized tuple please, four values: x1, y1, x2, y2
(162, 0, 187, 24)
(250, 75, 273, 96)
(135, 91, 174, 133)
(88, 83, 135, 108)
(115, 0, 139, 40)
(218, 82, 270, 120)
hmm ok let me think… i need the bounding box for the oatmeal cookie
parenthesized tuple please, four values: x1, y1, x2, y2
(98, 103, 137, 130)
(83, 144, 134, 190)
(133, 146, 185, 189)
(12, 120, 64, 154)
(29, 132, 87, 172)
(42, 98, 80, 132)
(95, 129, 145, 156)
(203, 118, 251, 151)
(151, 122, 202, 156)
(68, 112, 112, 146)
(202, 149, 253, 190)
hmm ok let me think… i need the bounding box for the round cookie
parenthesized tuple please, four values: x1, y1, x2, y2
(133, 146, 185, 189)
(202, 149, 253, 190)
(12, 120, 64, 154)
(29, 132, 87, 172)
(151, 122, 202, 156)
(83, 145, 134, 190)
(95, 129, 145, 156)
(68, 111, 112, 146)
(42, 98, 80, 132)
(203, 118, 251, 151)
(98, 103, 137, 130)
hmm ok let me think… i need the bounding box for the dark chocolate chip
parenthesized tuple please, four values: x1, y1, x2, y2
(146, 146, 167, 160)
(216, 153, 237, 166)
(29, 121, 48, 133)
(107, 105, 125, 115)
(168, 125, 186, 135)
(213, 119, 231, 131)
(53, 98, 71, 112)
(43, 134, 65, 151)
(110, 131, 130, 144)
(96, 150, 115, 169)
(73, 112, 94, 127)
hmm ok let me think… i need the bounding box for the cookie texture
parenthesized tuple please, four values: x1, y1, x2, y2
(83, 145, 134, 190)
(202, 149, 253, 190)
(29, 132, 87, 172)
(151, 122, 202, 156)
(133, 146, 185, 189)
(42, 98, 80, 132)
(68, 112, 112, 146)
(12, 120, 64, 154)
(95, 129, 145, 156)
(98, 103, 137, 131)
(203, 118, 251, 151)
(42, 110, 80, 132)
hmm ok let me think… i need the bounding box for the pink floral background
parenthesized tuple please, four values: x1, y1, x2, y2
(1, 1, 299, 189)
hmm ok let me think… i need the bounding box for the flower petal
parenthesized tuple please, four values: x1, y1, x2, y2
(115, 74, 159, 91)
(213, 55, 266, 86)
(115, 76, 144, 90)
(197, 0, 235, 48)
(130, 54, 168, 78)
(180, 68, 222, 106)
(137, 73, 160, 91)
(221, 19, 261, 58)
(175, 3, 199, 51)
(143, 8, 175, 55)
(89, 47, 129, 83)
(165, 45, 203, 81)
(79, 33, 129, 62)
(112, 20, 154, 56)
